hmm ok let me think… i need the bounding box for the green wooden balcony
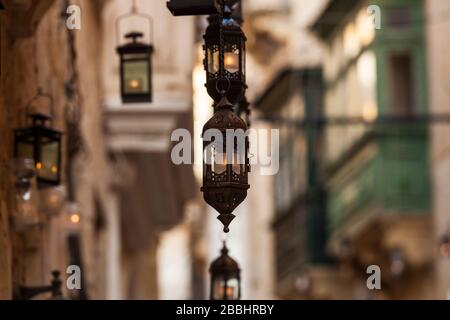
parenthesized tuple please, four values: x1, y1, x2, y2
(326, 126, 430, 235)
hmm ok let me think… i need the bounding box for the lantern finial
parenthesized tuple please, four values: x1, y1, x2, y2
(218, 214, 235, 233)
(221, 241, 229, 255)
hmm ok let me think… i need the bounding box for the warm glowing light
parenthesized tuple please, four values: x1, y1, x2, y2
(51, 166, 58, 174)
(224, 52, 239, 73)
(129, 79, 141, 89)
(70, 213, 80, 224)
(36, 162, 43, 170)
(221, 286, 235, 298)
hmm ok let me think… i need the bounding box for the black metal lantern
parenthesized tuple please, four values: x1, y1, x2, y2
(14, 93, 62, 187)
(209, 242, 241, 300)
(203, 4, 246, 104)
(116, 4, 154, 103)
(201, 96, 250, 233)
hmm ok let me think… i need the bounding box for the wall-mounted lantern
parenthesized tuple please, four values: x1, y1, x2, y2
(203, 3, 246, 104)
(10, 158, 40, 231)
(209, 242, 241, 300)
(14, 113, 62, 187)
(14, 92, 62, 187)
(201, 96, 250, 233)
(116, 4, 154, 103)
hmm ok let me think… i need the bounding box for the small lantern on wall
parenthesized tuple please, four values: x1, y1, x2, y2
(210, 242, 241, 301)
(116, 3, 154, 103)
(203, 4, 246, 104)
(201, 96, 250, 233)
(14, 93, 62, 187)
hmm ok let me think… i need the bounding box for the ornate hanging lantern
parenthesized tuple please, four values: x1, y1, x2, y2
(201, 96, 250, 233)
(209, 242, 241, 300)
(203, 3, 246, 104)
(116, 2, 154, 103)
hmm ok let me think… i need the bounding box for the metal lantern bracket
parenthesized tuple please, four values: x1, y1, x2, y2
(116, 3, 154, 48)
(23, 89, 55, 126)
(166, 0, 240, 16)
(13, 270, 64, 300)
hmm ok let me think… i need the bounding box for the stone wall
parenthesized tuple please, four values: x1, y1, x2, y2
(0, 0, 115, 299)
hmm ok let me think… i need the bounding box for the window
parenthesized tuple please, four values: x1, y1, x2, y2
(388, 53, 415, 116)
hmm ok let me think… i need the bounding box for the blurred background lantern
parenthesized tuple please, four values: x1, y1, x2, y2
(201, 96, 250, 233)
(116, 1, 154, 103)
(203, 2, 246, 104)
(14, 111, 62, 188)
(10, 158, 40, 231)
(209, 242, 241, 300)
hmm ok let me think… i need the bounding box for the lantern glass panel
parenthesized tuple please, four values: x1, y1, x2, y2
(212, 276, 224, 300)
(38, 139, 59, 182)
(123, 53, 150, 95)
(207, 45, 219, 74)
(212, 149, 227, 174)
(226, 278, 240, 300)
(234, 142, 247, 174)
(212, 277, 239, 300)
(224, 44, 239, 74)
(210, 146, 243, 175)
(16, 141, 34, 160)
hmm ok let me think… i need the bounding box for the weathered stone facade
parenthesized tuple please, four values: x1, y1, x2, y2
(0, 0, 115, 299)
(0, 0, 202, 300)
